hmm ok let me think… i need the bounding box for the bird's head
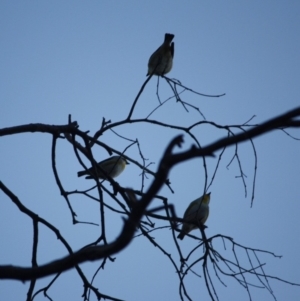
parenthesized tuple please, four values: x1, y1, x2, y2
(203, 192, 211, 204)
(120, 156, 130, 165)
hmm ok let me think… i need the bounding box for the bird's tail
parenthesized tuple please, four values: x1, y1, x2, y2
(77, 171, 85, 177)
(177, 232, 185, 240)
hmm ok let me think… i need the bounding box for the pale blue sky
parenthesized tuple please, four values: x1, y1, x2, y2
(0, 1, 300, 300)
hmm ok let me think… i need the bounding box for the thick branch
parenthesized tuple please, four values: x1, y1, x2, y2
(0, 122, 78, 137)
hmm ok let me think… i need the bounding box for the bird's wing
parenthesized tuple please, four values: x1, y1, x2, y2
(183, 198, 202, 219)
(170, 42, 174, 58)
(97, 156, 118, 165)
(201, 206, 209, 224)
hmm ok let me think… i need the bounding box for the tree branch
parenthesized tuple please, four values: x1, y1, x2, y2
(0, 107, 300, 281)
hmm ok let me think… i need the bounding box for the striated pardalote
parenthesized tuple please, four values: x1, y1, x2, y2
(147, 33, 174, 76)
(77, 155, 129, 180)
(177, 192, 211, 240)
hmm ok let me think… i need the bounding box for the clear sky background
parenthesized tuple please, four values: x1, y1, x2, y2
(0, 1, 300, 301)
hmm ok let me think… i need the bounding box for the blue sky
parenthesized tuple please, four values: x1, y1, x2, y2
(0, 1, 300, 300)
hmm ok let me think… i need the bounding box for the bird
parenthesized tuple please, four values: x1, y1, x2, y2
(77, 156, 129, 180)
(147, 33, 174, 76)
(177, 192, 211, 240)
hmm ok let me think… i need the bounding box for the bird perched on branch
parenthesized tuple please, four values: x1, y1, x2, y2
(147, 33, 174, 76)
(177, 192, 211, 240)
(77, 156, 129, 179)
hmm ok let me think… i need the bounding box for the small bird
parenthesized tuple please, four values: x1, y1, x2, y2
(77, 156, 129, 180)
(177, 192, 211, 240)
(147, 33, 175, 76)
